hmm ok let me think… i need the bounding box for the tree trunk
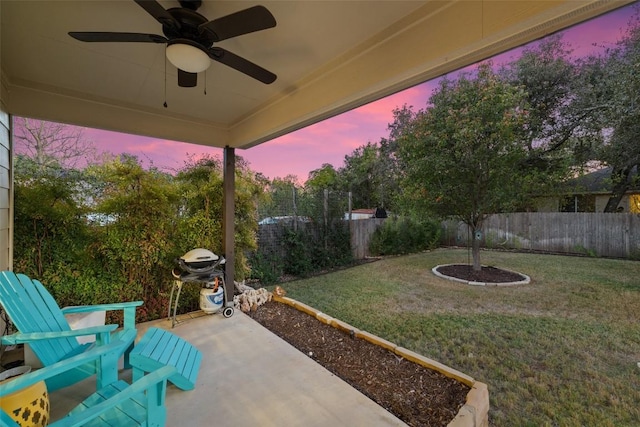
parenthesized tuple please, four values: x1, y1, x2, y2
(466, 221, 483, 271)
(603, 165, 633, 212)
(471, 231, 482, 272)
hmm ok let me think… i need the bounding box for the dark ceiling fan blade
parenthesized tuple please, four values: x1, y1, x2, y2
(134, 0, 181, 30)
(199, 5, 276, 42)
(69, 32, 167, 43)
(208, 47, 276, 84)
(178, 69, 198, 87)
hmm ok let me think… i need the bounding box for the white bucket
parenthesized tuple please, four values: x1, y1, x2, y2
(200, 287, 224, 314)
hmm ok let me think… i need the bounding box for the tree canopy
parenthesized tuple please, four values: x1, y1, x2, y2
(395, 63, 539, 269)
(577, 13, 640, 211)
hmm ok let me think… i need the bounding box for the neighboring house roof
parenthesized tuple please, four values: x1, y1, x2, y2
(564, 166, 639, 195)
(351, 209, 376, 215)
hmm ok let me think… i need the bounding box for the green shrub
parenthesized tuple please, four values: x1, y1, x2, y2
(248, 251, 283, 285)
(283, 228, 315, 276)
(369, 217, 441, 256)
(277, 221, 352, 278)
(319, 221, 353, 268)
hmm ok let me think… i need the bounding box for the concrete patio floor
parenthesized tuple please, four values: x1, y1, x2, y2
(50, 309, 408, 426)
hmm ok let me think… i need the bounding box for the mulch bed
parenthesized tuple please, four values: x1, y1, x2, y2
(436, 264, 526, 283)
(248, 301, 470, 427)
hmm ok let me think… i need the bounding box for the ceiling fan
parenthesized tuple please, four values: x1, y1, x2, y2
(69, 0, 277, 87)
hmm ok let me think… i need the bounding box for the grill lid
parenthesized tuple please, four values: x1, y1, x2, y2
(181, 248, 219, 264)
(177, 248, 224, 275)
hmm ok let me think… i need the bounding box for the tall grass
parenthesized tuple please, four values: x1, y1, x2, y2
(276, 248, 640, 426)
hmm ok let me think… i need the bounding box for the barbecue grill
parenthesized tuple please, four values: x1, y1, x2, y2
(175, 248, 224, 275)
(168, 248, 234, 327)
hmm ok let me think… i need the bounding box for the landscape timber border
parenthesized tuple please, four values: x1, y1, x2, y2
(273, 295, 490, 427)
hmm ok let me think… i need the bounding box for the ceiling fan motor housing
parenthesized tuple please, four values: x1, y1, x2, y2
(164, 8, 216, 46)
(178, 0, 202, 10)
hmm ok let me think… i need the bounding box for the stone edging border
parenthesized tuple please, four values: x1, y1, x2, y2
(432, 264, 531, 286)
(272, 295, 489, 427)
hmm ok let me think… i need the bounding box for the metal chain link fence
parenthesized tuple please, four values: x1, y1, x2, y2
(249, 189, 354, 284)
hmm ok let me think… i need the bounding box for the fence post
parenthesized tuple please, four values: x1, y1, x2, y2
(293, 186, 298, 232)
(348, 191, 353, 253)
(324, 189, 329, 250)
(323, 189, 328, 228)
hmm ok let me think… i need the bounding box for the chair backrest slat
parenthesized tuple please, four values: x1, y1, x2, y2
(0, 271, 80, 365)
(28, 276, 73, 332)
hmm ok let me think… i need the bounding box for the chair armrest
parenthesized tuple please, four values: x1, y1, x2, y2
(0, 411, 19, 427)
(51, 366, 177, 427)
(62, 301, 143, 313)
(0, 324, 118, 346)
(0, 340, 127, 397)
(62, 301, 143, 330)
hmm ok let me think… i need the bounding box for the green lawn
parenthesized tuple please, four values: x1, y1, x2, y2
(274, 248, 640, 426)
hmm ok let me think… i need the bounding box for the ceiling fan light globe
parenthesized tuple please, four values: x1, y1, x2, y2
(166, 43, 210, 73)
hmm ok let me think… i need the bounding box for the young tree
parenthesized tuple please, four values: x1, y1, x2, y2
(396, 63, 532, 271)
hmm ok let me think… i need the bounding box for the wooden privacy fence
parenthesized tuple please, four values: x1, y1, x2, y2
(442, 212, 640, 259)
(349, 218, 386, 259)
(259, 213, 640, 261)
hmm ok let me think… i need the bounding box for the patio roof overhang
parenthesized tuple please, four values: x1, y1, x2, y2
(1, 1, 633, 151)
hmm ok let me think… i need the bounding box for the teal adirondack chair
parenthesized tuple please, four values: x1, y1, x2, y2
(0, 340, 176, 427)
(0, 271, 143, 391)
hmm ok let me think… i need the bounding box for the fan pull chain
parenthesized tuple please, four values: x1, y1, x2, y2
(163, 49, 168, 108)
(204, 70, 207, 95)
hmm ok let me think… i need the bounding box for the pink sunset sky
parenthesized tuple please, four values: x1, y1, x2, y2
(43, 4, 640, 182)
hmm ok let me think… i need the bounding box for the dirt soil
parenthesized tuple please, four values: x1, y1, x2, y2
(436, 264, 526, 283)
(248, 264, 519, 426)
(248, 301, 469, 427)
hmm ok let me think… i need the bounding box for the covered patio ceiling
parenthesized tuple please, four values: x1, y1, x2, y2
(0, 1, 634, 151)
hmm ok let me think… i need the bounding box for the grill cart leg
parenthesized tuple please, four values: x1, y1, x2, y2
(167, 280, 184, 328)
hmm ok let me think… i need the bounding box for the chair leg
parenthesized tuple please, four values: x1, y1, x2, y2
(147, 378, 168, 426)
(123, 341, 135, 370)
(97, 352, 119, 390)
(133, 366, 144, 383)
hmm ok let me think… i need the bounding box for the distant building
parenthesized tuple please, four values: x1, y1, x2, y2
(258, 216, 312, 225)
(536, 167, 640, 213)
(344, 208, 388, 220)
